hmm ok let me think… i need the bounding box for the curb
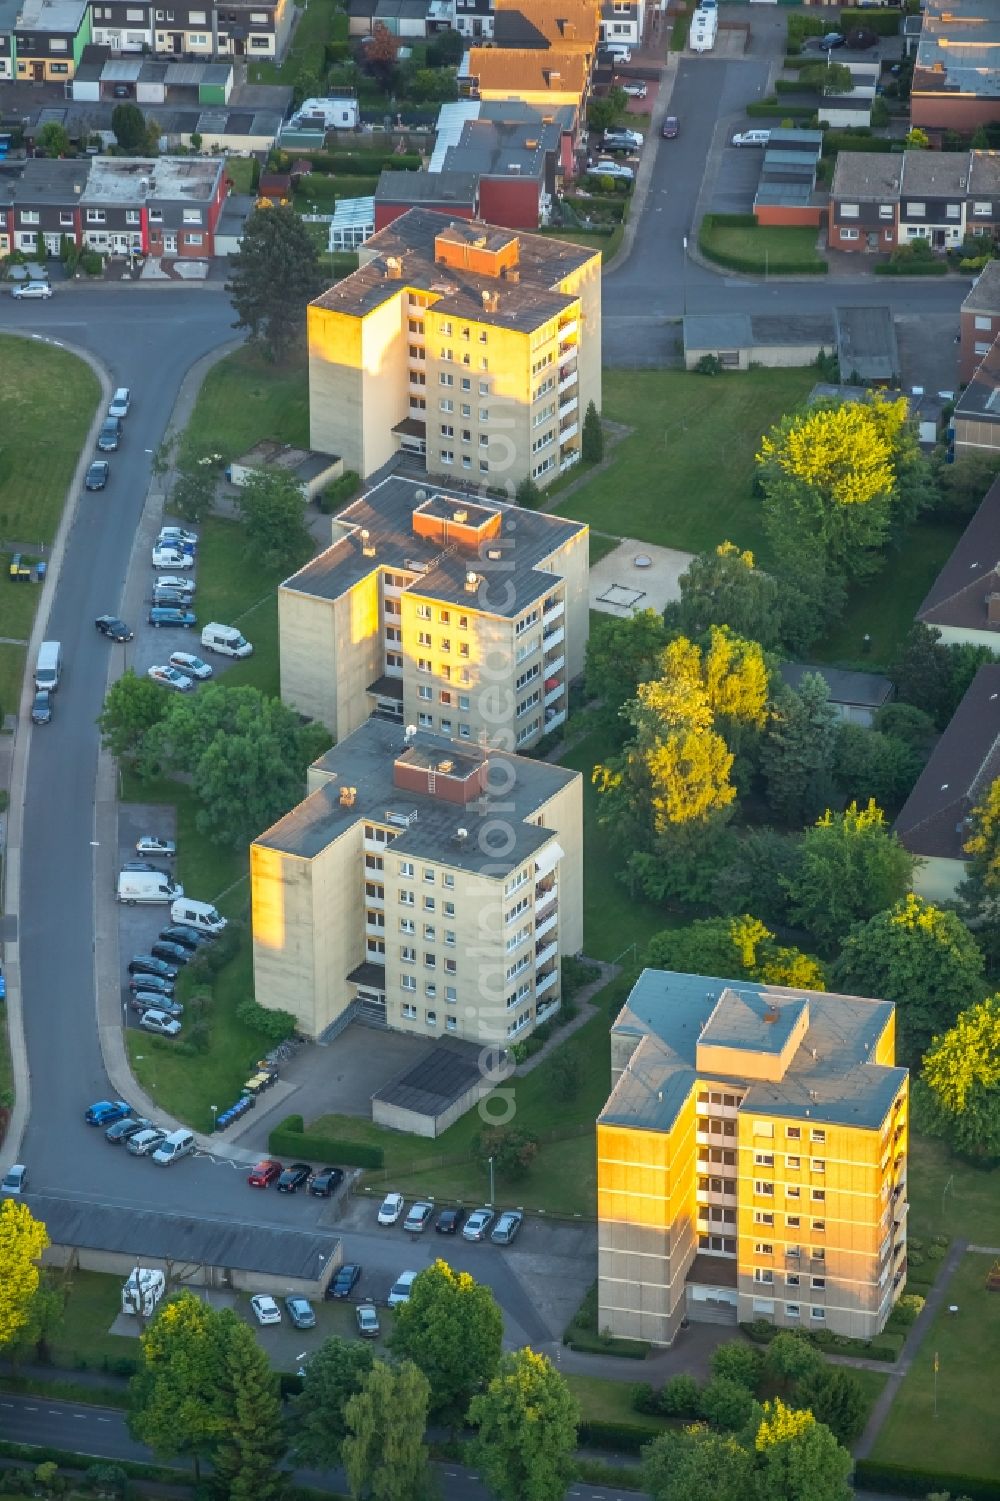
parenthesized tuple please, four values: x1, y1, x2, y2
(605, 52, 678, 278)
(1, 334, 111, 1173)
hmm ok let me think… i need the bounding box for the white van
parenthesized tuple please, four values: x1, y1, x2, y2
(118, 871, 183, 905)
(201, 623, 253, 659)
(171, 897, 227, 934)
(34, 641, 62, 692)
(109, 388, 131, 419)
(152, 1129, 196, 1165)
(601, 40, 632, 61)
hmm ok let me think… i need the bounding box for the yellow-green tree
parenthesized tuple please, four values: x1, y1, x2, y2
(758, 399, 906, 509)
(964, 778, 1000, 893)
(0, 1200, 49, 1350)
(646, 914, 825, 991)
(752, 1398, 852, 1501)
(920, 995, 1000, 1158)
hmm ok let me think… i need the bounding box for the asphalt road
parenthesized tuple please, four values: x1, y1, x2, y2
(0, 1392, 650, 1501)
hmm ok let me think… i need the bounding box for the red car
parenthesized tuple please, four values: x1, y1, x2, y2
(248, 1158, 282, 1188)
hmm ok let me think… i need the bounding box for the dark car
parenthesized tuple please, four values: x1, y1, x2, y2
(152, 589, 195, 609)
(128, 955, 178, 981)
(97, 417, 121, 452)
(308, 1166, 344, 1197)
(105, 1115, 152, 1143)
(31, 690, 52, 725)
(95, 615, 133, 641)
(248, 1158, 282, 1188)
(819, 29, 845, 47)
(85, 461, 110, 491)
(128, 973, 174, 998)
(160, 924, 209, 951)
(435, 1207, 465, 1235)
(85, 1100, 131, 1126)
(327, 1262, 362, 1299)
(661, 115, 679, 139)
(277, 1162, 312, 1193)
(151, 940, 190, 966)
(149, 607, 197, 630)
(129, 990, 183, 1018)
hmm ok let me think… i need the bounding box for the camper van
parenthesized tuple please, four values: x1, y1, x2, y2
(122, 1268, 166, 1317)
(171, 897, 227, 934)
(117, 872, 183, 905)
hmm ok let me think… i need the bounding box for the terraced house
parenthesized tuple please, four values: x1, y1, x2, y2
(12, 0, 90, 80)
(597, 970, 909, 1346)
(829, 149, 1000, 254)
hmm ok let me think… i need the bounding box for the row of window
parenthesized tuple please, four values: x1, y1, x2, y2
(439, 426, 491, 449)
(440, 349, 489, 372)
(398, 946, 458, 965)
(440, 374, 490, 394)
(753, 1151, 825, 1173)
(839, 200, 995, 221)
(439, 321, 488, 342)
(9, 206, 195, 227)
(753, 1268, 826, 1289)
(752, 1300, 827, 1323)
(440, 400, 491, 419)
(754, 1211, 826, 1232)
(401, 978, 456, 1001)
(754, 1182, 826, 1203)
(415, 712, 473, 738)
(400, 1004, 458, 1030)
(440, 452, 489, 473)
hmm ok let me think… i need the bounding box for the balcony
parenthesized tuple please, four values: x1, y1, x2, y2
(535, 939, 558, 968)
(558, 364, 578, 395)
(696, 1188, 737, 1207)
(557, 318, 578, 341)
(542, 598, 565, 626)
(542, 625, 564, 652)
(559, 395, 578, 421)
(365, 920, 386, 938)
(535, 996, 561, 1025)
(544, 678, 564, 707)
(536, 909, 558, 940)
(536, 967, 559, 997)
(559, 421, 579, 445)
(544, 707, 566, 730)
(535, 890, 558, 922)
(544, 652, 565, 677)
(559, 451, 581, 474)
(365, 893, 385, 911)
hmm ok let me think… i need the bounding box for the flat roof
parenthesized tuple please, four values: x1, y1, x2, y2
(312, 206, 594, 332)
(255, 717, 577, 876)
(835, 304, 899, 382)
(600, 969, 904, 1135)
(281, 472, 585, 617)
(778, 662, 894, 709)
(914, 0, 1000, 99)
(373, 1038, 485, 1116)
(24, 1193, 340, 1281)
(83, 154, 223, 205)
(236, 440, 339, 481)
(15, 0, 87, 32)
(894, 662, 1000, 861)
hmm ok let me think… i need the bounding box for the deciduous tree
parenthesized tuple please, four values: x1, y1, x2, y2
(799, 60, 853, 94)
(476, 1125, 539, 1181)
(665, 541, 783, 649)
(585, 609, 669, 737)
(366, 21, 399, 87)
(0, 1200, 50, 1351)
(760, 675, 838, 826)
(710, 1339, 765, 1392)
(831, 723, 923, 815)
(98, 670, 169, 759)
(919, 994, 1000, 1159)
(645, 915, 824, 991)
(762, 1332, 825, 1390)
(468, 1348, 578, 1501)
(783, 800, 915, 951)
(699, 1375, 760, 1432)
(587, 86, 627, 134)
(37, 122, 71, 157)
(235, 467, 313, 569)
(391, 1261, 502, 1429)
(792, 1366, 867, 1446)
(111, 102, 146, 151)
(170, 460, 218, 525)
(342, 1359, 431, 1501)
(128, 1291, 232, 1478)
(643, 1424, 752, 1501)
(750, 1398, 852, 1501)
(292, 1338, 374, 1468)
(227, 202, 321, 363)
(832, 894, 985, 1061)
(212, 1320, 287, 1500)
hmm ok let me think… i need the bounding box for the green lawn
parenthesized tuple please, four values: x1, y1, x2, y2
(0, 642, 27, 723)
(225, 156, 258, 195)
(566, 1373, 671, 1430)
(555, 368, 815, 560)
(906, 1131, 1000, 1246)
(190, 515, 285, 698)
(872, 1253, 1000, 1483)
(589, 531, 620, 566)
(47, 1271, 138, 1369)
(812, 519, 964, 671)
(120, 770, 247, 907)
(249, 0, 346, 83)
(700, 222, 827, 276)
(182, 346, 309, 463)
(542, 226, 624, 262)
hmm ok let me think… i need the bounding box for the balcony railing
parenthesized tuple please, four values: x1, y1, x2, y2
(542, 625, 565, 652)
(542, 598, 565, 626)
(535, 996, 561, 1024)
(559, 450, 581, 475)
(544, 652, 565, 677)
(544, 681, 564, 708)
(536, 966, 558, 995)
(559, 395, 578, 420)
(559, 421, 579, 445)
(536, 909, 558, 940)
(544, 707, 566, 730)
(535, 939, 558, 967)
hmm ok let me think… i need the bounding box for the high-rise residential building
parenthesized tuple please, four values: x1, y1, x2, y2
(250, 718, 583, 1044)
(597, 970, 909, 1345)
(278, 473, 588, 750)
(307, 208, 601, 488)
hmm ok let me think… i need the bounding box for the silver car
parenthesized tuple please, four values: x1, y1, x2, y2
(127, 1128, 167, 1156)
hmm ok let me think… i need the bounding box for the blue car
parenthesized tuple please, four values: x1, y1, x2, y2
(148, 607, 196, 630)
(85, 1100, 131, 1126)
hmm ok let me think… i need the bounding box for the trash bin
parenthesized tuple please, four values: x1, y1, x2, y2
(35, 561, 46, 584)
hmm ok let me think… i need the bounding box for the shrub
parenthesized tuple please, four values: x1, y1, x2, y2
(268, 1115, 384, 1168)
(631, 1381, 658, 1415)
(840, 6, 904, 32)
(577, 1419, 662, 1454)
(235, 996, 298, 1045)
(763, 1330, 825, 1386)
(890, 1293, 925, 1328)
(658, 1372, 701, 1417)
(710, 1339, 764, 1391)
(696, 353, 724, 375)
(699, 1376, 760, 1431)
(316, 468, 361, 514)
(81, 250, 103, 276)
(854, 1460, 1000, 1500)
(561, 954, 600, 1000)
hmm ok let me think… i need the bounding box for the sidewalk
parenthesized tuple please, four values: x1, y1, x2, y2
(516, 959, 619, 1076)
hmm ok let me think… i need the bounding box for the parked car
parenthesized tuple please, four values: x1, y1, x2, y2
(328, 1262, 361, 1299)
(732, 129, 770, 148)
(151, 941, 190, 966)
(159, 526, 198, 550)
(139, 1009, 182, 1038)
(136, 835, 175, 858)
(819, 29, 845, 47)
(603, 127, 643, 149)
(159, 924, 208, 951)
(591, 159, 635, 182)
(152, 589, 196, 610)
(356, 1301, 380, 1338)
(169, 652, 212, 680)
(1, 1164, 27, 1193)
(403, 1201, 434, 1234)
(97, 418, 121, 452)
(11, 281, 52, 299)
(621, 80, 647, 98)
(121, 861, 167, 874)
(127, 1127, 168, 1156)
(128, 955, 178, 981)
(435, 1207, 465, 1235)
(309, 1166, 344, 1197)
(462, 1209, 495, 1242)
(149, 607, 197, 630)
(148, 665, 194, 692)
(387, 1271, 418, 1308)
(248, 1158, 282, 1188)
(277, 1162, 312, 1193)
(490, 1210, 524, 1245)
(285, 1295, 316, 1330)
(377, 1192, 405, 1225)
(85, 1100, 131, 1126)
(251, 1294, 282, 1326)
(108, 387, 131, 419)
(85, 461, 110, 491)
(151, 546, 194, 570)
(155, 576, 195, 596)
(95, 615, 133, 641)
(31, 690, 52, 725)
(128, 973, 174, 998)
(105, 1115, 152, 1143)
(662, 115, 680, 139)
(130, 991, 183, 1018)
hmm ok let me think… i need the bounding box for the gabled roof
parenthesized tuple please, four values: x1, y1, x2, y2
(829, 150, 901, 201)
(893, 663, 1000, 863)
(917, 475, 1000, 634)
(954, 334, 1000, 427)
(963, 258, 1000, 318)
(467, 45, 589, 97)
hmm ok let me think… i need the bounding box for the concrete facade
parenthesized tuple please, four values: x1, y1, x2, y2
(251, 719, 584, 1049)
(597, 971, 909, 1347)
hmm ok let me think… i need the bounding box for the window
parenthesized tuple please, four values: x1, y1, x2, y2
(402, 1002, 417, 1019)
(399, 918, 415, 935)
(401, 975, 416, 992)
(479, 380, 489, 395)
(787, 1127, 800, 1141)
(973, 201, 992, 217)
(786, 1303, 800, 1318)
(418, 686, 431, 701)
(441, 450, 454, 465)
(399, 889, 414, 906)
(439, 373, 453, 387)
(811, 1307, 825, 1322)
(754, 1211, 774, 1226)
(439, 424, 454, 439)
(811, 1220, 826, 1234)
(753, 1269, 774, 1284)
(787, 1216, 800, 1229)
(424, 953, 436, 969)
(183, 208, 201, 224)
(878, 204, 893, 220)
(840, 202, 859, 218)
(424, 896, 435, 912)
(125, 210, 140, 226)
(423, 870, 435, 888)
(443, 873, 455, 887)
(787, 1273, 800, 1287)
(754, 1181, 774, 1197)
(811, 1247, 825, 1263)
(446, 1015, 457, 1032)
(440, 398, 454, 413)
(185, 233, 203, 247)
(400, 946, 415, 964)
(423, 923, 435, 940)
(443, 901, 455, 917)
(58, 211, 74, 227)
(754, 1242, 773, 1256)
(786, 1186, 800, 1200)
(905, 202, 925, 217)
(975, 341, 993, 356)
(975, 315, 993, 330)
(839, 229, 859, 241)
(446, 985, 457, 1001)
(445, 930, 456, 946)
(426, 1010, 437, 1024)
(810, 1130, 826, 1145)
(811, 1189, 826, 1203)
(418, 712, 433, 728)
(811, 1159, 825, 1174)
(946, 204, 961, 220)
(811, 1277, 826, 1290)
(415, 603, 431, 619)
(86, 210, 106, 225)
(786, 1156, 800, 1170)
(461, 378, 471, 391)
(479, 407, 489, 421)
(399, 861, 413, 877)
(479, 460, 489, 473)
(754, 1152, 774, 1167)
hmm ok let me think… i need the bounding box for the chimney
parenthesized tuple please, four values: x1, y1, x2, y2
(384, 254, 402, 279)
(465, 570, 479, 593)
(360, 527, 376, 557)
(763, 1005, 780, 1024)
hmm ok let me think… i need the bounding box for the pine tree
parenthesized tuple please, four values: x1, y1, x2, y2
(760, 673, 838, 825)
(212, 1322, 287, 1501)
(582, 400, 604, 463)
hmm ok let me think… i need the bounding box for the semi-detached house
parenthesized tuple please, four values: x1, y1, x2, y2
(830, 149, 1000, 253)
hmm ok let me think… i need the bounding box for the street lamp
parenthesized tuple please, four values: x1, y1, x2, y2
(488, 1155, 495, 1207)
(210, 1104, 218, 1131)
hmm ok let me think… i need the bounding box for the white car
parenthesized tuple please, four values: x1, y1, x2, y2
(169, 652, 213, 680)
(403, 1201, 434, 1233)
(152, 546, 194, 569)
(148, 664, 194, 693)
(377, 1191, 405, 1226)
(592, 159, 635, 181)
(251, 1294, 281, 1326)
(136, 835, 176, 857)
(159, 526, 198, 549)
(620, 80, 647, 98)
(139, 1008, 182, 1037)
(155, 576, 195, 595)
(1, 1164, 27, 1194)
(387, 1270, 418, 1308)
(11, 281, 52, 299)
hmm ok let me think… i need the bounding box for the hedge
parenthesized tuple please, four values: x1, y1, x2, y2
(268, 1114, 384, 1169)
(747, 100, 817, 119)
(854, 1459, 1000, 1500)
(738, 1320, 901, 1361)
(699, 217, 828, 277)
(874, 259, 949, 276)
(287, 150, 422, 175)
(577, 1419, 663, 1454)
(566, 1331, 651, 1359)
(841, 7, 903, 32)
(576, 1458, 646, 1490)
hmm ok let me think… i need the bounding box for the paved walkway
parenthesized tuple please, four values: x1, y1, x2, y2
(516, 959, 619, 1076)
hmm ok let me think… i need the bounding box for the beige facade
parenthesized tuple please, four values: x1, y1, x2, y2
(598, 972, 909, 1347)
(251, 719, 584, 1047)
(307, 208, 602, 490)
(279, 474, 588, 751)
